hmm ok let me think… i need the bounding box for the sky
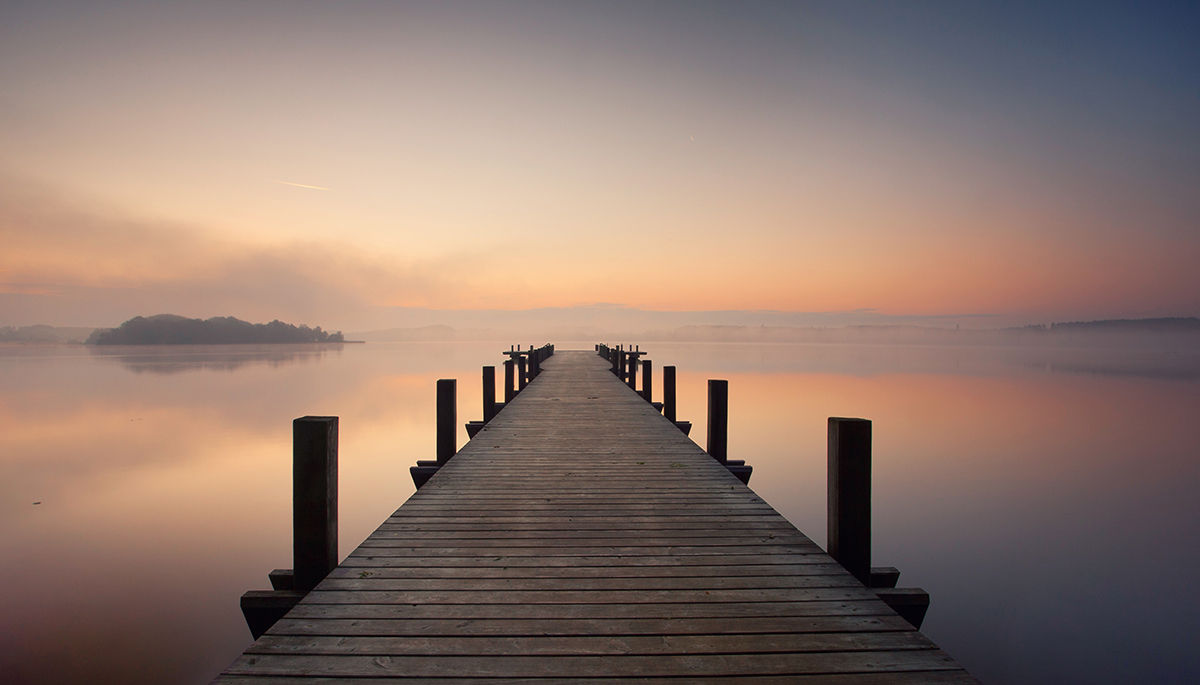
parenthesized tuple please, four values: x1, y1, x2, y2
(2, 0, 1198, 330)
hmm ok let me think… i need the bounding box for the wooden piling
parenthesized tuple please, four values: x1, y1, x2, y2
(828, 417, 871, 584)
(517, 356, 527, 391)
(504, 359, 515, 403)
(627, 353, 638, 390)
(707, 380, 728, 463)
(436, 379, 456, 464)
(292, 416, 337, 593)
(641, 359, 652, 402)
(663, 365, 677, 422)
(482, 366, 496, 422)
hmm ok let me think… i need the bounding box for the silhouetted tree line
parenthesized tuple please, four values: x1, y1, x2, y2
(86, 314, 344, 345)
(1016, 317, 1200, 333)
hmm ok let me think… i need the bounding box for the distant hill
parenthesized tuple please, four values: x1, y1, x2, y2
(86, 315, 344, 345)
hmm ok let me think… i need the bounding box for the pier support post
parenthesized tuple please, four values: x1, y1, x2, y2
(482, 366, 496, 422)
(504, 359, 515, 403)
(293, 416, 338, 593)
(517, 356, 527, 391)
(641, 359, 653, 402)
(437, 379, 456, 464)
(627, 353, 638, 390)
(707, 380, 728, 463)
(828, 417, 871, 585)
(663, 366, 677, 422)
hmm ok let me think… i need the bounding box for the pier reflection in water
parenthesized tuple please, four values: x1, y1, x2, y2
(0, 341, 1196, 684)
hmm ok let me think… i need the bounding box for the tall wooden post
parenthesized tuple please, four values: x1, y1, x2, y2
(627, 353, 638, 390)
(504, 359, 515, 402)
(663, 366, 677, 422)
(293, 416, 337, 593)
(707, 380, 728, 463)
(828, 417, 872, 584)
(482, 366, 496, 422)
(517, 356, 527, 391)
(641, 359, 653, 402)
(436, 379, 456, 464)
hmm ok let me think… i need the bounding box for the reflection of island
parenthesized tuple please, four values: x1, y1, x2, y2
(87, 343, 344, 374)
(87, 314, 344, 345)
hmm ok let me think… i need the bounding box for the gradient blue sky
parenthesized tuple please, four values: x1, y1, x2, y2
(2, 1, 1197, 328)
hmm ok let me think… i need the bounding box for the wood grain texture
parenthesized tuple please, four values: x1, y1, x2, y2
(215, 350, 973, 682)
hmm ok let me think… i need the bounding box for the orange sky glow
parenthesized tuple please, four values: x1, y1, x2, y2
(2, 2, 1197, 329)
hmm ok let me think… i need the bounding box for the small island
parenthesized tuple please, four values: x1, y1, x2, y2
(86, 314, 345, 345)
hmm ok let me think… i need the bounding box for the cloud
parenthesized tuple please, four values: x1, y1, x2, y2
(0, 177, 458, 327)
(273, 180, 331, 191)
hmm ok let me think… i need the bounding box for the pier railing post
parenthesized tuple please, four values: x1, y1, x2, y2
(663, 366, 677, 421)
(293, 416, 337, 593)
(641, 359, 652, 402)
(482, 366, 496, 423)
(828, 417, 871, 584)
(504, 359, 515, 403)
(437, 379, 456, 464)
(707, 379, 728, 463)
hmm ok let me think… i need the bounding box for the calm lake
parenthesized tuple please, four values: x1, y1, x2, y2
(1, 341, 1197, 683)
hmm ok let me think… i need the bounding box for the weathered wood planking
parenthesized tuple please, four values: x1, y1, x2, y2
(215, 350, 973, 683)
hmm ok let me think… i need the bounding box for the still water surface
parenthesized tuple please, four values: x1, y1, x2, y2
(1, 341, 1197, 683)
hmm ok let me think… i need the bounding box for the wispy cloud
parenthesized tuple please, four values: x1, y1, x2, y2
(273, 179, 330, 191)
(0, 178, 463, 327)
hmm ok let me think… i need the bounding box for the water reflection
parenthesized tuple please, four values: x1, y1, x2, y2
(0, 342, 490, 684)
(628, 340, 1200, 380)
(1, 341, 1197, 683)
(86, 342, 346, 374)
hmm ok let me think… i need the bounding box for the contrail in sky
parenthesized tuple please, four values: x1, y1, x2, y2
(274, 179, 330, 191)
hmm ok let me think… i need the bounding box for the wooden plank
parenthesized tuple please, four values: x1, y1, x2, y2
(339, 554, 838, 568)
(280, 600, 897, 620)
(246, 631, 939, 656)
(312, 575, 864, 591)
(216, 673, 978, 684)
(324, 563, 849, 579)
(216, 350, 970, 682)
(267, 614, 918, 637)
(297, 587, 877, 604)
(222, 650, 963, 677)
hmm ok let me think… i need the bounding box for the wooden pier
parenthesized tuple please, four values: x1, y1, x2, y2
(217, 349, 973, 682)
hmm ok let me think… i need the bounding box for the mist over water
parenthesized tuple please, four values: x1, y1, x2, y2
(1, 340, 1196, 683)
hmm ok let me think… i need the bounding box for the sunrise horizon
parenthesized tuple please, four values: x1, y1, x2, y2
(4, 2, 1198, 333)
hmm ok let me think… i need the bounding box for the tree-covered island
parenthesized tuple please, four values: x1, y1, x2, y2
(86, 314, 345, 344)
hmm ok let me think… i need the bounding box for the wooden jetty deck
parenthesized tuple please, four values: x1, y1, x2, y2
(216, 350, 973, 682)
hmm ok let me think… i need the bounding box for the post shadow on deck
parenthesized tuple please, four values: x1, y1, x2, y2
(240, 416, 338, 639)
(827, 416, 929, 628)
